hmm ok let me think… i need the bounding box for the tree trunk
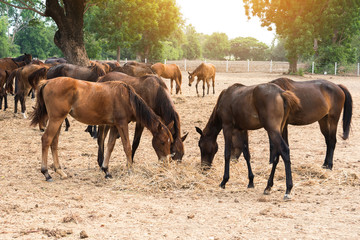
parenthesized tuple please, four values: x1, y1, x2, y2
(117, 46, 120, 62)
(45, 0, 89, 66)
(288, 57, 298, 73)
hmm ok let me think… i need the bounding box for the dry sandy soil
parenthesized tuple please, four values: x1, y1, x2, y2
(0, 72, 359, 239)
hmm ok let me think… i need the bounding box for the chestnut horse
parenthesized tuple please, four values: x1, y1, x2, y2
(188, 63, 216, 97)
(195, 83, 300, 199)
(30, 77, 173, 181)
(151, 63, 182, 94)
(96, 72, 188, 166)
(0, 69, 10, 110)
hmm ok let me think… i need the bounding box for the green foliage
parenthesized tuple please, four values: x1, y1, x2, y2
(230, 37, 269, 60)
(0, 16, 10, 57)
(182, 24, 201, 60)
(203, 32, 229, 60)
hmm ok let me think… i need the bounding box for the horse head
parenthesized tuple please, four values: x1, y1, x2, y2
(188, 71, 195, 86)
(152, 121, 174, 163)
(195, 127, 218, 169)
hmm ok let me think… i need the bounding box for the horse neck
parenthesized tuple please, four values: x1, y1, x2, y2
(202, 105, 222, 140)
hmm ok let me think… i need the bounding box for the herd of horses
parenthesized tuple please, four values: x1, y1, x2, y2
(0, 54, 353, 199)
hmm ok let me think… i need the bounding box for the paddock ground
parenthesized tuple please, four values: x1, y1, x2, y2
(0, 72, 359, 239)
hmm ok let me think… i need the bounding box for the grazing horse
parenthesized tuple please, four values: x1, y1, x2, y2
(188, 63, 216, 97)
(30, 77, 173, 181)
(5, 64, 49, 118)
(151, 63, 182, 94)
(195, 83, 300, 199)
(47, 63, 106, 81)
(96, 72, 188, 166)
(114, 62, 154, 77)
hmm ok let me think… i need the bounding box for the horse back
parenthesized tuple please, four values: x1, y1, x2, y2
(194, 63, 215, 80)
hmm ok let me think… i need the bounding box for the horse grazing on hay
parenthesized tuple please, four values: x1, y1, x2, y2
(195, 83, 300, 200)
(47, 63, 106, 81)
(188, 63, 216, 97)
(96, 72, 188, 167)
(151, 63, 182, 94)
(30, 77, 173, 181)
(5, 64, 49, 118)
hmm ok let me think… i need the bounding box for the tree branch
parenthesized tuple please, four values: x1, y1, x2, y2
(0, 0, 45, 16)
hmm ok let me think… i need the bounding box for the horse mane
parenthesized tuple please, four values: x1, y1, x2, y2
(152, 76, 180, 139)
(47, 64, 65, 79)
(270, 78, 295, 91)
(28, 67, 48, 89)
(122, 82, 172, 140)
(202, 89, 225, 135)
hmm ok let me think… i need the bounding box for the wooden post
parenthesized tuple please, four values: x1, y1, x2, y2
(312, 62, 315, 74)
(247, 59, 250, 72)
(335, 62, 337, 75)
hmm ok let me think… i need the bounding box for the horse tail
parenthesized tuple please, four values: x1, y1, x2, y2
(29, 81, 48, 127)
(338, 84, 353, 140)
(28, 67, 48, 89)
(280, 90, 301, 130)
(5, 69, 18, 93)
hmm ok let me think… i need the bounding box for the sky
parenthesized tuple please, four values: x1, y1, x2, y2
(176, 0, 275, 45)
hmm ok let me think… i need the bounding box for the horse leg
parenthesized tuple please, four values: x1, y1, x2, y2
(131, 123, 144, 161)
(212, 77, 215, 94)
(64, 118, 70, 131)
(101, 126, 118, 178)
(202, 80, 206, 97)
(170, 79, 173, 94)
(50, 126, 67, 179)
(175, 77, 182, 94)
(265, 130, 292, 200)
(115, 123, 133, 172)
(97, 125, 110, 168)
(242, 131, 254, 188)
(41, 119, 64, 181)
(318, 116, 337, 170)
(195, 80, 199, 96)
(20, 94, 27, 118)
(14, 94, 18, 113)
(220, 125, 233, 189)
(4, 93, 7, 110)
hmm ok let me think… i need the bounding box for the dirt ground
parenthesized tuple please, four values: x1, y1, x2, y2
(0, 72, 359, 239)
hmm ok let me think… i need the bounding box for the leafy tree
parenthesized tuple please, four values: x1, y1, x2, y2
(182, 24, 201, 60)
(230, 37, 269, 60)
(0, 16, 10, 57)
(203, 32, 229, 60)
(243, 0, 360, 73)
(270, 37, 287, 61)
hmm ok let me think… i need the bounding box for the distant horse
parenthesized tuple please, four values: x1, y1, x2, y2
(105, 61, 121, 71)
(151, 63, 182, 94)
(96, 72, 188, 166)
(44, 57, 67, 64)
(47, 63, 106, 81)
(195, 83, 300, 199)
(114, 62, 154, 77)
(30, 77, 173, 181)
(0, 69, 10, 110)
(90, 61, 111, 74)
(5, 64, 49, 118)
(188, 63, 216, 97)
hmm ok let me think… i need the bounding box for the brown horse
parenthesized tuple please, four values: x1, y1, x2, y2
(195, 83, 300, 199)
(0, 53, 32, 71)
(47, 63, 106, 81)
(0, 69, 10, 110)
(114, 62, 154, 77)
(30, 77, 173, 181)
(5, 64, 49, 118)
(96, 72, 188, 166)
(151, 63, 182, 94)
(188, 63, 216, 97)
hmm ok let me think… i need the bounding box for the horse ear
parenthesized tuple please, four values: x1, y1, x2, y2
(167, 121, 174, 131)
(195, 127, 203, 136)
(181, 132, 189, 142)
(187, 71, 191, 75)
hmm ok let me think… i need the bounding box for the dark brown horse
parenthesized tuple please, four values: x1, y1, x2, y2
(195, 83, 300, 199)
(114, 61, 154, 77)
(5, 64, 49, 118)
(96, 72, 188, 166)
(46, 63, 106, 81)
(30, 77, 173, 181)
(0, 69, 10, 110)
(151, 63, 182, 94)
(188, 63, 216, 97)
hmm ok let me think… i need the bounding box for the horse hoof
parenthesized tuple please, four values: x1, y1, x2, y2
(105, 174, 113, 179)
(283, 194, 292, 201)
(46, 178, 53, 182)
(247, 183, 254, 188)
(263, 189, 271, 195)
(219, 183, 226, 189)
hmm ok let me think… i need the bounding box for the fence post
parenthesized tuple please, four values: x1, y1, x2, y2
(164, 59, 167, 64)
(270, 60, 272, 73)
(125, 58, 127, 63)
(358, 63, 359, 76)
(145, 58, 147, 63)
(226, 60, 229, 72)
(312, 62, 315, 74)
(335, 62, 337, 75)
(247, 59, 250, 72)
(184, 59, 187, 71)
